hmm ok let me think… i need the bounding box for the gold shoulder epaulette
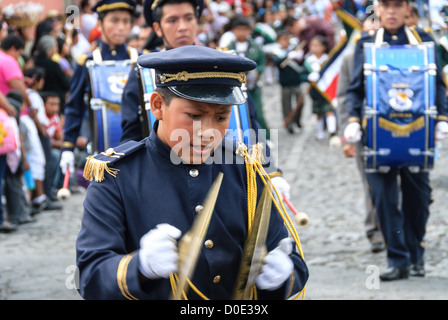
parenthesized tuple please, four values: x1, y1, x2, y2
(83, 140, 145, 182)
(62, 141, 75, 149)
(423, 26, 433, 34)
(409, 27, 423, 43)
(83, 148, 123, 182)
(347, 117, 361, 123)
(76, 54, 88, 66)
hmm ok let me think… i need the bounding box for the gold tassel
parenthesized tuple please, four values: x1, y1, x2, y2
(83, 155, 120, 182)
(249, 143, 265, 164)
(236, 143, 258, 233)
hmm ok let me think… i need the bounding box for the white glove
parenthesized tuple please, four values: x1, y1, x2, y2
(343, 122, 362, 143)
(271, 176, 291, 200)
(436, 121, 448, 140)
(308, 71, 320, 82)
(256, 238, 294, 291)
(60, 150, 75, 173)
(138, 224, 182, 279)
(287, 50, 304, 61)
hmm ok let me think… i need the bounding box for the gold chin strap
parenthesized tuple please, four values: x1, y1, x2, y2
(236, 142, 306, 300)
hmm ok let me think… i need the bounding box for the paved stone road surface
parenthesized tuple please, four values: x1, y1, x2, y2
(1, 82, 447, 300)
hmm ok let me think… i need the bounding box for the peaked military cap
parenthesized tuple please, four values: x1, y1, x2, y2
(143, 0, 204, 26)
(92, 0, 136, 14)
(137, 45, 257, 105)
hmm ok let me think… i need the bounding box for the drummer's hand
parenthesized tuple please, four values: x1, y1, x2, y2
(343, 122, 362, 143)
(271, 176, 291, 200)
(287, 49, 304, 61)
(436, 121, 448, 140)
(138, 224, 182, 279)
(256, 238, 293, 291)
(342, 143, 356, 158)
(60, 150, 75, 173)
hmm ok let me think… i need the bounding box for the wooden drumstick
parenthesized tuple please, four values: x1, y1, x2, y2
(282, 195, 309, 227)
(57, 167, 71, 200)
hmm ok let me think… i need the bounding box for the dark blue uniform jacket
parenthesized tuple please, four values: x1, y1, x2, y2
(76, 122, 308, 300)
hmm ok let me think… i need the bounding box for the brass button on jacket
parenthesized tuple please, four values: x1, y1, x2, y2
(204, 239, 214, 249)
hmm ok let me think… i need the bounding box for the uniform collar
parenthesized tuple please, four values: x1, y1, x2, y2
(376, 25, 419, 45)
(97, 39, 128, 59)
(383, 25, 406, 42)
(148, 121, 177, 163)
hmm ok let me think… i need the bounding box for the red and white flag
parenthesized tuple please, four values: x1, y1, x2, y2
(312, 7, 362, 108)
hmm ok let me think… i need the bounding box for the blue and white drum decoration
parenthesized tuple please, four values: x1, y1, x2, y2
(138, 64, 157, 137)
(363, 42, 437, 172)
(87, 58, 133, 153)
(226, 102, 253, 145)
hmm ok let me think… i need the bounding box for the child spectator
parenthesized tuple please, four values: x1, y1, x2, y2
(42, 92, 63, 189)
(271, 31, 308, 133)
(24, 67, 48, 137)
(304, 35, 337, 140)
(23, 68, 61, 214)
(18, 92, 47, 215)
(43, 92, 63, 149)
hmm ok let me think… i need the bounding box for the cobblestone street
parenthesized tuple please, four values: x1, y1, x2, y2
(1, 82, 447, 300)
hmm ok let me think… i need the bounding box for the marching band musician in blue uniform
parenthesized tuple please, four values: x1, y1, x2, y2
(59, 0, 138, 175)
(76, 45, 308, 300)
(343, 0, 448, 281)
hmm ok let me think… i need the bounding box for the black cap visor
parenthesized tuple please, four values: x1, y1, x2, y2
(168, 84, 246, 105)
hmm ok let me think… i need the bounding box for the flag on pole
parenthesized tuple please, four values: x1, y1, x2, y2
(312, 35, 350, 108)
(311, 5, 362, 108)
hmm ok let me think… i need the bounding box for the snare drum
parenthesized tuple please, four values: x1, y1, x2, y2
(363, 42, 437, 172)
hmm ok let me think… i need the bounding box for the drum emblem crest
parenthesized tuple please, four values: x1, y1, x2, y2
(107, 72, 129, 95)
(388, 87, 414, 112)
